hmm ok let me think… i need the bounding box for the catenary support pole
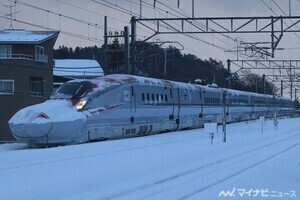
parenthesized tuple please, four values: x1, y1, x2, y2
(222, 91, 227, 143)
(104, 16, 108, 72)
(124, 26, 130, 74)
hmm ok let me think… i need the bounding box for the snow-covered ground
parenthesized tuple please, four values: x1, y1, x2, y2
(0, 117, 299, 200)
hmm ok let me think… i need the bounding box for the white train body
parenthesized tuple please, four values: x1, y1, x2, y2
(9, 74, 294, 146)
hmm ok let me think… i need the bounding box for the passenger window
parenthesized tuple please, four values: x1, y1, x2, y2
(152, 94, 155, 102)
(165, 95, 168, 102)
(142, 93, 145, 102)
(161, 94, 164, 102)
(156, 94, 159, 102)
(147, 93, 150, 102)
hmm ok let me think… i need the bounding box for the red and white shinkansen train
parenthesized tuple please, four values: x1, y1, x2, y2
(9, 74, 294, 146)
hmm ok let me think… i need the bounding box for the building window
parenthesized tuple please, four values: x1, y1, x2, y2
(29, 77, 43, 97)
(35, 46, 48, 62)
(0, 80, 14, 94)
(36, 46, 44, 55)
(0, 45, 12, 58)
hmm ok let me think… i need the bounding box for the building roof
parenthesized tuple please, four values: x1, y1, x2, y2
(0, 29, 59, 44)
(54, 59, 104, 78)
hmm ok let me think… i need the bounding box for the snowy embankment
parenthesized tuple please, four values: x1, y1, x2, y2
(0, 118, 299, 200)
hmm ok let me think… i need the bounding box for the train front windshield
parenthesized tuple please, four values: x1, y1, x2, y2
(51, 81, 92, 99)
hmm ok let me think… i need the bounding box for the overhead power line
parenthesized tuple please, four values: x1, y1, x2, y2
(261, 0, 300, 40)
(54, 0, 129, 25)
(0, 15, 103, 43)
(11, 0, 103, 29)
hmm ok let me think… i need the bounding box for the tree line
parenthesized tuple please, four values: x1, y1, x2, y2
(54, 38, 276, 95)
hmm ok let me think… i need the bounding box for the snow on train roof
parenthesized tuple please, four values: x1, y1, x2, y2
(226, 88, 289, 100)
(69, 74, 289, 100)
(88, 74, 202, 92)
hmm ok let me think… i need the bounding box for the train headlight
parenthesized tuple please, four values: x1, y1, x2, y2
(76, 100, 87, 110)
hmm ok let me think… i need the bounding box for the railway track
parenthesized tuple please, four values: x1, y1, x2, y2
(99, 131, 300, 200)
(1, 118, 299, 200)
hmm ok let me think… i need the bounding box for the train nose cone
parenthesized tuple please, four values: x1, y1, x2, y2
(9, 110, 53, 138)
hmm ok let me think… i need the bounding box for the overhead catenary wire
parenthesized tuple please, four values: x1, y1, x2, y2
(271, 0, 300, 40)
(259, 0, 300, 88)
(93, 0, 234, 54)
(91, 0, 254, 62)
(148, 1, 235, 51)
(8, 0, 144, 42)
(54, 0, 129, 25)
(10, 0, 103, 29)
(261, 0, 300, 40)
(4, 0, 296, 91)
(0, 15, 104, 43)
(158, 0, 239, 47)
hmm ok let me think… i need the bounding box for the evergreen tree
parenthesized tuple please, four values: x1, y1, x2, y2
(53, 43, 278, 95)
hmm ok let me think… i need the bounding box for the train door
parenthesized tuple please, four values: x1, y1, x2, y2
(250, 95, 254, 118)
(199, 88, 204, 118)
(169, 86, 175, 119)
(223, 90, 230, 120)
(219, 90, 227, 123)
(172, 86, 180, 130)
(130, 85, 136, 123)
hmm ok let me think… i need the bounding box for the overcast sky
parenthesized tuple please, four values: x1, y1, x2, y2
(1, 0, 300, 70)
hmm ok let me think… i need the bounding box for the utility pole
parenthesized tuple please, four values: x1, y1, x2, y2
(290, 63, 293, 99)
(295, 88, 298, 109)
(131, 16, 137, 75)
(227, 59, 231, 89)
(4, 4, 19, 29)
(281, 80, 283, 97)
(104, 17, 131, 74)
(104, 16, 108, 73)
(262, 74, 265, 94)
(289, 0, 291, 17)
(273, 86, 278, 130)
(124, 26, 131, 74)
(164, 49, 167, 79)
(140, 0, 142, 19)
(222, 91, 227, 143)
(256, 77, 258, 93)
(192, 0, 195, 18)
(290, 80, 293, 100)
